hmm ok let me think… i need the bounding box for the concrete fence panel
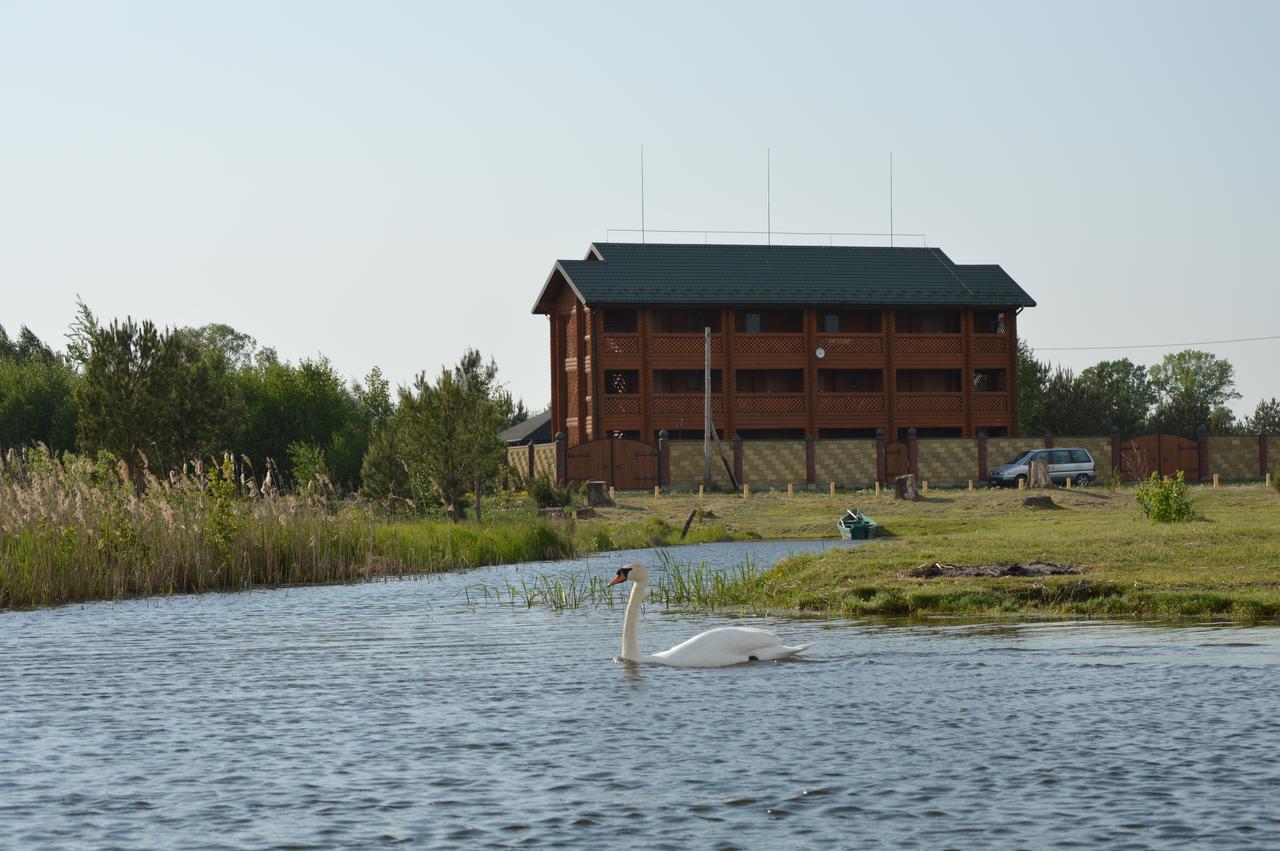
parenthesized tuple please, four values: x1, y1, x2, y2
(532, 443, 558, 482)
(669, 441, 733, 490)
(814, 440, 877, 488)
(742, 440, 807, 488)
(1269, 437, 1280, 476)
(1209, 436, 1260, 480)
(917, 439, 979, 485)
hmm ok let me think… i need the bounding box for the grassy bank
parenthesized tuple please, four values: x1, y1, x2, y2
(595, 484, 1280, 620)
(0, 450, 737, 609)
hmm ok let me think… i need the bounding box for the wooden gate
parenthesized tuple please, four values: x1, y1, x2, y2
(1121, 434, 1200, 480)
(885, 442, 909, 478)
(565, 438, 659, 490)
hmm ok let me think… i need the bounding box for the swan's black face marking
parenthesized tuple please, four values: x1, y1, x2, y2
(748, 655, 759, 662)
(607, 567, 633, 587)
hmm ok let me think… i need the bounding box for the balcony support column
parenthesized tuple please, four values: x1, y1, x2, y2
(804, 309, 817, 438)
(640, 310, 652, 442)
(723, 308, 736, 441)
(962, 309, 975, 437)
(884, 308, 896, 439)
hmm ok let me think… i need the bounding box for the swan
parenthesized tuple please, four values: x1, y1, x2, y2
(607, 563, 811, 667)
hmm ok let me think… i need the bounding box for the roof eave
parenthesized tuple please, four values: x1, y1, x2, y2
(531, 261, 589, 314)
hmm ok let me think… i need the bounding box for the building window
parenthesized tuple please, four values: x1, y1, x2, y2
(736, 369, 804, 393)
(973, 369, 1007, 392)
(973, 310, 1006, 334)
(900, 426, 963, 439)
(819, 309, 881, 333)
(737, 428, 806, 440)
(818, 427, 880, 439)
(897, 369, 962, 392)
(651, 309, 721, 332)
(653, 369, 722, 393)
(605, 370, 639, 394)
(735, 310, 802, 333)
(818, 369, 884, 393)
(603, 310, 637, 333)
(896, 310, 961, 333)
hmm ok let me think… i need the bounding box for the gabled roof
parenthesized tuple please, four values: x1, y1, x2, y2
(532, 242, 1035, 313)
(499, 410, 552, 445)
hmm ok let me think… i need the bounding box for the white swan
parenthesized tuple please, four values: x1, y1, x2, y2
(607, 563, 811, 667)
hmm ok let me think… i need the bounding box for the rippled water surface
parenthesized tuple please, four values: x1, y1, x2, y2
(4, 539, 1280, 849)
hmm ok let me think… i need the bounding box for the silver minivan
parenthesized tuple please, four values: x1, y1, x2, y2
(989, 448, 1095, 488)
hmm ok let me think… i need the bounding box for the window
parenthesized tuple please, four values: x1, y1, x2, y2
(899, 426, 963, 440)
(819, 427, 879, 439)
(973, 369, 1007, 392)
(1050, 450, 1072, 465)
(896, 310, 961, 333)
(1069, 449, 1092, 464)
(736, 369, 804, 393)
(651, 309, 720, 332)
(737, 428, 806, 440)
(818, 369, 884, 393)
(819, 309, 880, 333)
(653, 369, 722, 393)
(896, 369, 962, 392)
(603, 310, 637, 333)
(735, 310, 803, 333)
(605, 370, 638, 394)
(973, 310, 1006, 334)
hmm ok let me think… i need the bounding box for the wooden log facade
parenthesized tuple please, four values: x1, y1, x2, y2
(533, 242, 1035, 445)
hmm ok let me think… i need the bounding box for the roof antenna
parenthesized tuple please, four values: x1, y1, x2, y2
(640, 145, 646, 244)
(889, 152, 894, 248)
(767, 147, 772, 246)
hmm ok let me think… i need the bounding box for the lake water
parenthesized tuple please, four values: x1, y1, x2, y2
(3, 540, 1279, 849)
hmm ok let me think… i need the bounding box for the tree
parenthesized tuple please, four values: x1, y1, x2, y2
(76, 318, 232, 477)
(1077, 358, 1155, 437)
(1148, 350, 1240, 437)
(1040, 367, 1110, 436)
(1243, 398, 1280, 434)
(0, 355, 78, 452)
(181, 323, 275, 370)
(1016, 339, 1050, 435)
(390, 350, 508, 519)
(64, 296, 99, 369)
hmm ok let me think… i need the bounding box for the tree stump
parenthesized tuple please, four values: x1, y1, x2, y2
(893, 474, 920, 501)
(1027, 459, 1052, 489)
(585, 480, 614, 507)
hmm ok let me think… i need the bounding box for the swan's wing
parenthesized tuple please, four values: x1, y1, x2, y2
(649, 626, 810, 667)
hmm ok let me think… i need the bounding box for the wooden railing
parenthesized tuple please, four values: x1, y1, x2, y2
(733, 333, 805, 354)
(651, 394, 725, 415)
(816, 334, 883, 355)
(602, 395, 642, 415)
(894, 334, 963, 355)
(895, 392, 964, 414)
(816, 393, 886, 414)
(651, 333, 723, 355)
(601, 334, 640, 356)
(972, 334, 1009, 355)
(735, 394, 806, 414)
(973, 392, 1009, 412)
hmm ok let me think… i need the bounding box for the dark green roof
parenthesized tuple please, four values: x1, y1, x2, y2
(533, 242, 1035, 312)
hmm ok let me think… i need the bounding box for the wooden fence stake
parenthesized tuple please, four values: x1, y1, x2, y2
(609, 486, 616, 502)
(829, 481, 836, 496)
(743, 483, 750, 500)
(922, 480, 929, 495)
(654, 485, 660, 498)
(1065, 476, 1072, 489)
(1017, 478, 1025, 490)
(698, 484, 704, 499)
(968, 479, 974, 492)
(875, 481, 881, 497)
(1267, 473, 1272, 488)
(1213, 474, 1220, 490)
(787, 483, 794, 497)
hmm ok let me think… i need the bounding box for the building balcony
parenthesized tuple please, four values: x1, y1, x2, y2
(815, 333, 883, 356)
(893, 334, 963, 356)
(735, 393, 807, 415)
(895, 392, 964, 415)
(973, 391, 1010, 413)
(733, 333, 805, 355)
(600, 333, 640, 356)
(971, 333, 1009, 355)
(652, 393, 725, 415)
(815, 393, 886, 414)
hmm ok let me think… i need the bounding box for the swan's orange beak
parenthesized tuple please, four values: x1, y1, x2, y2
(607, 574, 626, 586)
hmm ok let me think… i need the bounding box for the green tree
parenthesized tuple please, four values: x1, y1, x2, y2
(64, 296, 99, 369)
(1040, 366, 1110, 435)
(1077, 358, 1155, 437)
(1243, 398, 1280, 434)
(0, 335, 79, 451)
(76, 318, 232, 477)
(392, 350, 507, 519)
(1148, 350, 1240, 437)
(181, 323, 276, 370)
(1016, 339, 1050, 435)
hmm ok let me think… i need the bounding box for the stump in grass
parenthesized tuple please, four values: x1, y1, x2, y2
(585, 480, 613, 507)
(1027, 459, 1052, 489)
(1022, 495, 1059, 510)
(893, 474, 920, 501)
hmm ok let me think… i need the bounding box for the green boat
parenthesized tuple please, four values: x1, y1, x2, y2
(837, 508, 878, 540)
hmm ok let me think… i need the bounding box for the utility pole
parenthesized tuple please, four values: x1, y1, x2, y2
(703, 326, 712, 490)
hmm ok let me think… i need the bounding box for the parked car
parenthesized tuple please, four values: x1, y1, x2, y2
(989, 448, 1095, 488)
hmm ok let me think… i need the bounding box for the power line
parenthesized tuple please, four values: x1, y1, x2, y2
(1038, 333, 1280, 352)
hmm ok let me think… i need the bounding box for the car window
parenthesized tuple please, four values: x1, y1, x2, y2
(1008, 451, 1033, 465)
(1050, 450, 1072, 465)
(1069, 449, 1091, 464)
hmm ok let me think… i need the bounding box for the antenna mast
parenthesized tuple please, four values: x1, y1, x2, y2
(767, 147, 772, 245)
(889, 152, 894, 248)
(640, 146, 646, 244)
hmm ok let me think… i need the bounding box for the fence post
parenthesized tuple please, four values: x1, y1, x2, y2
(907, 428, 919, 479)
(526, 441, 536, 484)
(976, 428, 988, 483)
(733, 434, 744, 487)
(1198, 425, 1209, 481)
(555, 432, 567, 487)
(1043, 431, 1054, 449)
(875, 427, 887, 484)
(1260, 432, 1269, 479)
(657, 429, 670, 488)
(805, 436, 816, 488)
(1110, 426, 1121, 476)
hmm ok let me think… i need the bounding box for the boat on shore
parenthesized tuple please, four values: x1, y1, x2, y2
(837, 509, 878, 540)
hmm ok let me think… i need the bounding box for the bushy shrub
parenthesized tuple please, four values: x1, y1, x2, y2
(1135, 471, 1196, 522)
(530, 471, 572, 508)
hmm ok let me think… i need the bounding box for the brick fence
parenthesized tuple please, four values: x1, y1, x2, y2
(507, 431, 1279, 491)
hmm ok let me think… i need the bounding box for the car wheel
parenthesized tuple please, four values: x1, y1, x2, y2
(1073, 473, 1091, 487)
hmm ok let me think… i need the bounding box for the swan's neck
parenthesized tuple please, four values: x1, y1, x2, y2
(621, 577, 644, 661)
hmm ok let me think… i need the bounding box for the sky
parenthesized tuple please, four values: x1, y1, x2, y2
(2, 1, 1278, 417)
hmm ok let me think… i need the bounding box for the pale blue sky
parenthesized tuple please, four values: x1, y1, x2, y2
(2, 1, 1278, 416)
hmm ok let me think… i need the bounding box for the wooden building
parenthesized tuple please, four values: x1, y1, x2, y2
(532, 242, 1035, 446)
